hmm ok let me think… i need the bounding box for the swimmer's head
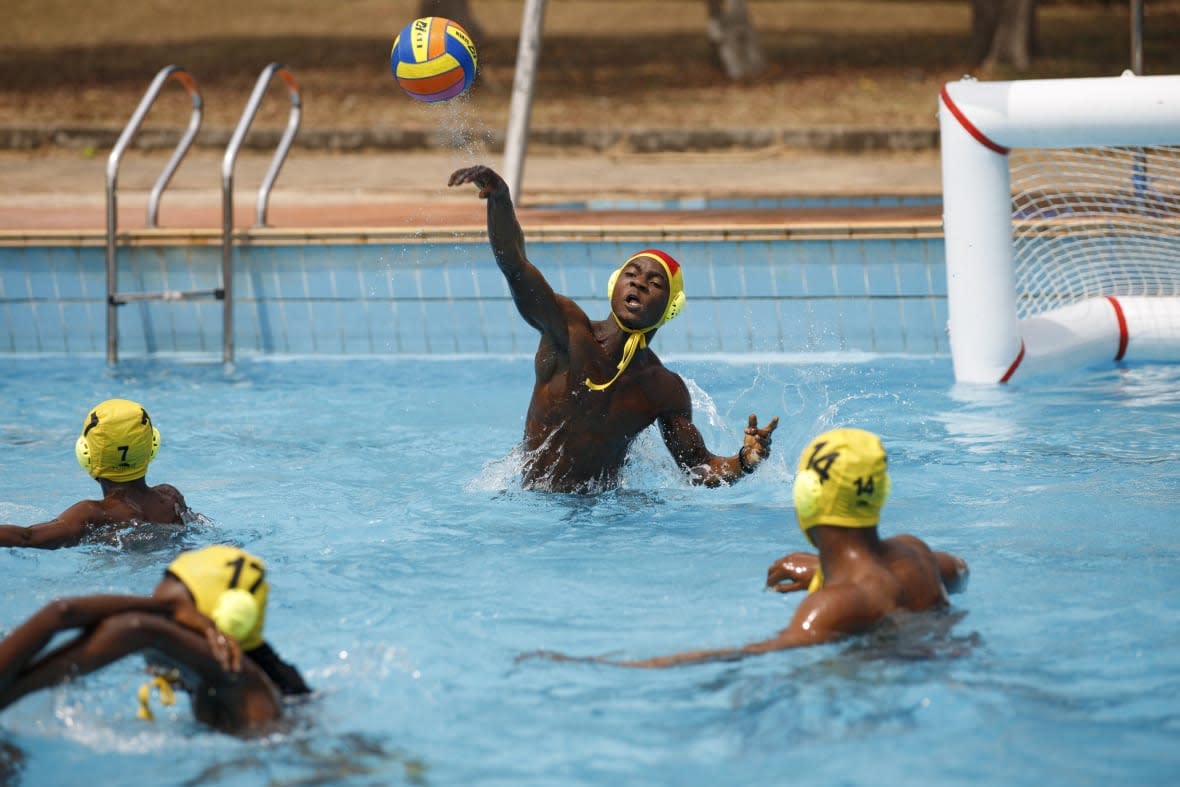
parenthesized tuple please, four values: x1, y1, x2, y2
(167, 545, 271, 650)
(607, 249, 686, 331)
(74, 399, 161, 482)
(211, 589, 262, 644)
(587, 250, 686, 392)
(793, 427, 890, 545)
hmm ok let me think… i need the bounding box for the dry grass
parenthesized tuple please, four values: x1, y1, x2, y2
(3, 0, 1178, 136)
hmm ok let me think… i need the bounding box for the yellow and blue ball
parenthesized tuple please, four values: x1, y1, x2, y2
(390, 16, 478, 103)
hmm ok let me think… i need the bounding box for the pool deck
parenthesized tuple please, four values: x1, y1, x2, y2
(0, 148, 943, 235)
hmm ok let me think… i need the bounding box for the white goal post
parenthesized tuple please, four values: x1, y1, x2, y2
(939, 72, 1180, 383)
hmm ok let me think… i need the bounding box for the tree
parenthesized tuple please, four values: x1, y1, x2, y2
(425, 0, 765, 82)
(416, 0, 485, 42)
(970, 0, 1039, 71)
(706, 0, 766, 79)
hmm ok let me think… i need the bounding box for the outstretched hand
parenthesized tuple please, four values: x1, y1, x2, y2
(448, 165, 509, 199)
(739, 414, 779, 473)
(766, 551, 819, 593)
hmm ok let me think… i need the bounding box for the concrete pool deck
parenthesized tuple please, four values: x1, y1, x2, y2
(0, 147, 944, 233)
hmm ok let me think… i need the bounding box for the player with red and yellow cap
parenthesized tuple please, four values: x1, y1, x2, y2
(449, 164, 778, 492)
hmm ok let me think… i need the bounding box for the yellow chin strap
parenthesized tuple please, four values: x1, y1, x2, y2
(136, 673, 177, 721)
(584, 313, 653, 392)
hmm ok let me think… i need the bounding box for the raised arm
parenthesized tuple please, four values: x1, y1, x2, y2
(448, 165, 570, 343)
(659, 406, 779, 487)
(0, 603, 245, 714)
(0, 500, 106, 549)
(0, 594, 174, 694)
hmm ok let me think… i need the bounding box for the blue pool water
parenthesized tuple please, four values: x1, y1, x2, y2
(1, 355, 1178, 786)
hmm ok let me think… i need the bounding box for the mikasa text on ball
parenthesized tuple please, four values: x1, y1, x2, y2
(390, 16, 478, 103)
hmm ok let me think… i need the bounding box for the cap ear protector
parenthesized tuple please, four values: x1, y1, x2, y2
(211, 589, 262, 644)
(74, 434, 90, 472)
(792, 467, 825, 525)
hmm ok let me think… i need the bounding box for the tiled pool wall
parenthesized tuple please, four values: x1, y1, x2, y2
(0, 230, 948, 357)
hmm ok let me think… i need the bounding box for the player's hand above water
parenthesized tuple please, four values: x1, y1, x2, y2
(448, 165, 508, 199)
(739, 414, 778, 473)
(204, 626, 243, 673)
(766, 552, 818, 593)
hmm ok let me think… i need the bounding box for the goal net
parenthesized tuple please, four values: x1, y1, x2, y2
(939, 73, 1180, 383)
(1011, 145, 1180, 320)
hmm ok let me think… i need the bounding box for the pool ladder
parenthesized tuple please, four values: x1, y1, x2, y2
(105, 63, 302, 364)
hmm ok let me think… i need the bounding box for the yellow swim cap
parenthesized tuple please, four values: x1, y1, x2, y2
(793, 428, 891, 544)
(74, 399, 161, 482)
(167, 545, 270, 650)
(587, 249, 686, 391)
(212, 589, 261, 644)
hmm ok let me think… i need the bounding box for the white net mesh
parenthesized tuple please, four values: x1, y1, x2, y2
(1009, 145, 1180, 320)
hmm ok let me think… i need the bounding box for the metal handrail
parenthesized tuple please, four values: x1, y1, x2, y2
(221, 62, 302, 364)
(105, 65, 203, 364)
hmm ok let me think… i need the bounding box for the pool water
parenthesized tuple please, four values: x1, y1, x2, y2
(1, 356, 1177, 786)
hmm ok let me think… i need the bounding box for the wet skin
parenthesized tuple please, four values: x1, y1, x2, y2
(449, 164, 778, 492)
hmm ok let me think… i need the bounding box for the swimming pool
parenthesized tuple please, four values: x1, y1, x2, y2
(1, 355, 1177, 785)
(0, 225, 946, 358)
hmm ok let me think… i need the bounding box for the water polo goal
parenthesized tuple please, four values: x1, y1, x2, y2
(939, 72, 1180, 383)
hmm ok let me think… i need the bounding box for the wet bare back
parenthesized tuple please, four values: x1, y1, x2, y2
(0, 481, 189, 549)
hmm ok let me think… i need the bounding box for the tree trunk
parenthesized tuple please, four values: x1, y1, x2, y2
(705, 0, 766, 80)
(416, 0, 485, 42)
(969, 0, 1038, 71)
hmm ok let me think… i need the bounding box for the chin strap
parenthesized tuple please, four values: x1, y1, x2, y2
(808, 565, 825, 593)
(136, 673, 177, 721)
(585, 314, 651, 392)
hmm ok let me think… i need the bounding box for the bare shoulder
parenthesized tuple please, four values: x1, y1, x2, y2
(151, 483, 184, 498)
(644, 359, 690, 409)
(62, 497, 115, 526)
(887, 533, 936, 556)
(556, 292, 596, 333)
(149, 483, 191, 522)
(789, 581, 890, 644)
(151, 483, 187, 505)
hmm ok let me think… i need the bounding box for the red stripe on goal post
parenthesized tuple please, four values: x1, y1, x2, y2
(940, 85, 1010, 155)
(999, 340, 1026, 383)
(1106, 296, 1129, 361)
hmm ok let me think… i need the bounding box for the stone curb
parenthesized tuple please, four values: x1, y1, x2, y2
(0, 125, 938, 155)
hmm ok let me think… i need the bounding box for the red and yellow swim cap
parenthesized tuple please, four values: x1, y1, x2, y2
(587, 249, 686, 391)
(606, 249, 686, 330)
